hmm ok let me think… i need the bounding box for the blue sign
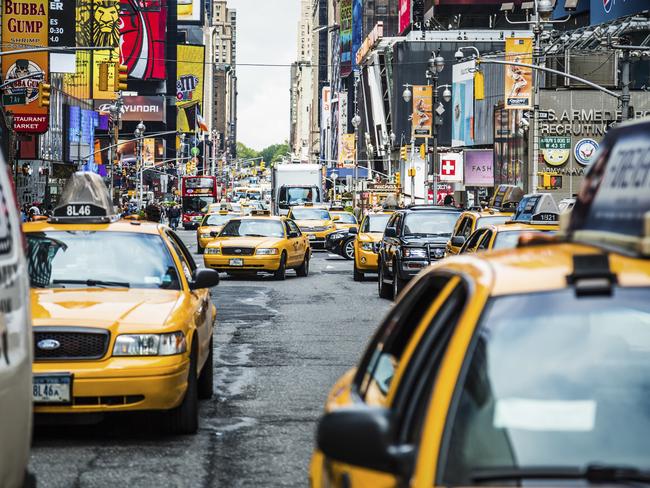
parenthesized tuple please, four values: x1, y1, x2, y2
(352, 0, 363, 70)
(590, 0, 647, 25)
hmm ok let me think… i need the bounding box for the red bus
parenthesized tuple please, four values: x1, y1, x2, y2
(181, 175, 218, 229)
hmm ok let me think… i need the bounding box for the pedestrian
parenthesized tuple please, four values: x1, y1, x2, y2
(443, 194, 456, 207)
(168, 204, 180, 230)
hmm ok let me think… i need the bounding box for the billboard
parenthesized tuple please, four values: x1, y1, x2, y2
(177, 0, 201, 23)
(504, 37, 533, 110)
(352, 0, 363, 70)
(439, 152, 464, 182)
(94, 96, 166, 122)
(590, 0, 648, 25)
(340, 0, 353, 77)
(452, 60, 475, 147)
(339, 134, 356, 166)
(464, 150, 494, 186)
(399, 0, 411, 34)
(120, 0, 167, 80)
(2, 0, 49, 133)
(412, 85, 432, 138)
(176, 44, 205, 133)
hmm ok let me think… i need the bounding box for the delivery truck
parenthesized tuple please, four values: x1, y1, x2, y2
(271, 163, 323, 215)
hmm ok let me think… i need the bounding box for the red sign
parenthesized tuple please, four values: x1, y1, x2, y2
(13, 115, 48, 133)
(441, 158, 456, 175)
(120, 0, 167, 80)
(399, 0, 411, 34)
(439, 153, 464, 182)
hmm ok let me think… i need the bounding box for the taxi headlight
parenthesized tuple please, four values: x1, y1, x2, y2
(256, 248, 279, 255)
(361, 242, 374, 251)
(200, 233, 212, 239)
(403, 247, 428, 259)
(205, 247, 221, 254)
(113, 332, 186, 356)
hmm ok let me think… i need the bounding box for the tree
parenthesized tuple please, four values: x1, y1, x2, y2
(236, 142, 258, 161)
(260, 141, 290, 164)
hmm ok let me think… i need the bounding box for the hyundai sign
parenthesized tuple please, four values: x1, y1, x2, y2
(590, 0, 648, 25)
(94, 96, 165, 122)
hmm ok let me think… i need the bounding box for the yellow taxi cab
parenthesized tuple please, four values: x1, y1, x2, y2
(350, 212, 393, 281)
(287, 204, 338, 248)
(311, 118, 650, 487)
(330, 211, 358, 231)
(206, 202, 233, 213)
(196, 210, 237, 254)
(446, 208, 513, 255)
(24, 172, 219, 435)
(459, 193, 560, 254)
(204, 210, 311, 279)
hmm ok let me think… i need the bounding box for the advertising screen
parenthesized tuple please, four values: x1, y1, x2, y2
(590, 0, 647, 25)
(340, 0, 353, 77)
(452, 60, 475, 147)
(176, 44, 205, 133)
(120, 0, 167, 79)
(178, 0, 201, 23)
(399, 0, 411, 34)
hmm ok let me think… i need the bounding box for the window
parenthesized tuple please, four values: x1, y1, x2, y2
(439, 287, 650, 486)
(477, 231, 493, 250)
(289, 208, 330, 220)
(462, 229, 487, 253)
(403, 212, 460, 237)
(166, 230, 197, 282)
(362, 214, 391, 233)
(287, 220, 301, 236)
(220, 219, 285, 238)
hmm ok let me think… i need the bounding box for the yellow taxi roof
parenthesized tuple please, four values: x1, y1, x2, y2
(434, 242, 650, 297)
(460, 209, 514, 219)
(493, 221, 559, 232)
(23, 219, 163, 235)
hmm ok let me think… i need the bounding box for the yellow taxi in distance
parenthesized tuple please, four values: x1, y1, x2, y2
(446, 208, 513, 255)
(311, 117, 650, 487)
(330, 211, 358, 231)
(24, 173, 219, 435)
(204, 213, 311, 279)
(350, 212, 393, 281)
(287, 205, 338, 248)
(196, 211, 237, 254)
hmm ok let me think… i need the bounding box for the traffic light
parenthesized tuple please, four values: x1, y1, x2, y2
(400, 146, 408, 161)
(114, 63, 128, 91)
(395, 172, 401, 186)
(98, 62, 109, 91)
(419, 144, 426, 159)
(408, 167, 416, 177)
(37, 82, 51, 107)
(474, 70, 485, 101)
(260, 161, 266, 171)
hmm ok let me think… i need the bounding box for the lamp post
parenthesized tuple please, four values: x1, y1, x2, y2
(428, 51, 445, 205)
(331, 170, 338, 203)
(108, 94, 124, 204)
(134, 121, 146, 209)
(351, 111, 361, 210)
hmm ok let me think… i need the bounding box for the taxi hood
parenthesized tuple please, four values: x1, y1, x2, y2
(31, 288, 184, 330)
(294, 219, 330, 228)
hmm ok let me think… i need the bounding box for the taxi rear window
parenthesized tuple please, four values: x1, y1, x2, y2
(26, 231, 181, 290)
(440, 287, 650, 485)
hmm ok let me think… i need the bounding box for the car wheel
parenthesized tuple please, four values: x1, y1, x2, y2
(393, 260, 406, 299)
(353, 264, 363, 282)
(343, 239, 355, 260)
(274, 252, 287, 280)
(197, 242, 204, 255)
(197, 337, 213, 399)
(161, 343, 199, 435)
(378, 258, 393, 299)
(296, 252, 310, 277)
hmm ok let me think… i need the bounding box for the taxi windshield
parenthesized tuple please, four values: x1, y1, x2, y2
(403, 212, 459, 236)
(440, 287, 650, 485)
(26, 231, 181, 290)
(332, 212, 357, 224)
(362, 214, 391, 233)
(220, 219, 285, 238)
(203, 214, 233, 226)
(492, 230, 556, 250)
(476, 215, 511, 229)
(290, 208, 330, 220)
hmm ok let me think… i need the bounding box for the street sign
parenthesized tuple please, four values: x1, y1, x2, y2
(2, 93, 26, 105)
(526, 110, 550, 120)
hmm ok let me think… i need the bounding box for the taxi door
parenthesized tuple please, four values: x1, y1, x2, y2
(165, 231, 213, 368)
(285, 220, 304, 266)
(317, 274, 466, 488)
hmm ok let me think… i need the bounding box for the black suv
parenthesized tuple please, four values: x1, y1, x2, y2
(377, 206, 462, 299)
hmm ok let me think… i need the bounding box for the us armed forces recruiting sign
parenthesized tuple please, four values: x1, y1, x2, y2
(2, 0, 49, 133)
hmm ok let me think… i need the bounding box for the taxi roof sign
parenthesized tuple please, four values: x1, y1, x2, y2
(567, 117, 650, 257)
(511, 193, 559, 224)
(50, 172, 117, 224)
(250, 209, 271, 216)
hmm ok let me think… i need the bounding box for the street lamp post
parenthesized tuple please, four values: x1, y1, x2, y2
(331, 171, 338, 203)
(135, 121, 146, 209)
(428, 51, 445, 205)
(351, 112, 361, 210)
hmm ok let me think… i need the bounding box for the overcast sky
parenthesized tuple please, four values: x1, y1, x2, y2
(228, 0, 299, 150)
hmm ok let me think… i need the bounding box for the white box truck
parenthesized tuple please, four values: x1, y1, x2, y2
(271, 163, 323, 215)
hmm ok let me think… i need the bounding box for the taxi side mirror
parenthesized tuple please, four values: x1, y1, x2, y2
(385, 227, 398, 238)
(451, 236, 465, 247)
(189, 268, 220, 289)
(210, 231, 219, 237)
(348, 227, 358, 235)
(288, 231, 299, 238)
(317, 407, 414, 477)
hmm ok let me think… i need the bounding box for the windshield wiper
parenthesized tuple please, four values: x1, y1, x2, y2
(471, 465, 650, 484)
(243, 234, 269, 237)
(52, 279, 131, 288)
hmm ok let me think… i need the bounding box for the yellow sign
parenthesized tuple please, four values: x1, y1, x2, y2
(412, 85, 432, 138)
(339, 133, 356, 166)
(176, 44, 205, 133)
(93, 49, 119, 99)
(64, 51, 91, 99)
(505, 37, 533, 110)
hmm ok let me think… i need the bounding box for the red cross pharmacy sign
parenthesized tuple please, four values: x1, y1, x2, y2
(439, 153, 463, 182)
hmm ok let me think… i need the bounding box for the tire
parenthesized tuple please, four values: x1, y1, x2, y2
(274, 252, 287, 280)
(296, 252, 310, 277)
(353, 264, 364, 282)
(378, 258, 393, 299)
(197, 337, 213, 399)
(161, 344, 199, 435)
(342, 239, 355, 260)
(393, 260, 407, 299)
(197, 241, 204, 255)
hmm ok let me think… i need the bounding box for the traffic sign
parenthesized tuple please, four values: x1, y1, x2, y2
(191, 146, 200, 156)
(2, 93, 26, 105)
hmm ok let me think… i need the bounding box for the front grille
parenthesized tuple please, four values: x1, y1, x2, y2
(221, 247, 255, 256)
(373, 242, 381, 253)
(428, 246, 446, 260)
(303, 226, 327, 232)
(34, 328, 110, 360)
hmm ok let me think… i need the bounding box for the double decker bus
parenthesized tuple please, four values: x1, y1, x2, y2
(181, 175, 218, 229)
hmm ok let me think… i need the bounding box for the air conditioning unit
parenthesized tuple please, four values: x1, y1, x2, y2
(565, 50, 618, 89)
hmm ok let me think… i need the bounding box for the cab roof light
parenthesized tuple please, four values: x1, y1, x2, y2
(566, 254, 617, 297)
(49, 172, 118, 224)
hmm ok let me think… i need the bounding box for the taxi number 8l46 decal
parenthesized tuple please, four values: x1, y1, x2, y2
(66, 205, 92, 216)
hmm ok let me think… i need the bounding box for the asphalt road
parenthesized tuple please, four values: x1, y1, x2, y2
(29, 230, 391, 487)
